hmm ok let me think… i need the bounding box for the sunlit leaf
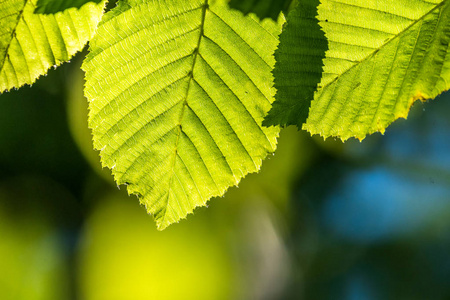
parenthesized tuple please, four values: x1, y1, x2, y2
(83, 0, 282, 229)
(0, 0, 105, 92)
(304, 0, 450, 140)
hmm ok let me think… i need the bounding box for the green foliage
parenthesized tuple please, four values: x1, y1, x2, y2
(303, 0, 450, 140)
(35, 0, 104, 14)
(1, 0, 450, 228)
(229, 0, 292, 20)
(0, 0, 105, 92)
(83, 0, 282, 229)
(263, 0, 327, 127)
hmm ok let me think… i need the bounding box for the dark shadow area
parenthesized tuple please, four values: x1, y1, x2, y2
(34, 0, 104, 14)
(263, 0, 328, 128)
(229, 0, 292, 20)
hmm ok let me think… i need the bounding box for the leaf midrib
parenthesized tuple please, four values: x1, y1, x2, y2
(161, 0, 209, 224)
(316, 0, 447, 97)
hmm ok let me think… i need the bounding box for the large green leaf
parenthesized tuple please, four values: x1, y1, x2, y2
(269, 0, 450, 140)
(303, 0, 450, 140)
(0, 0, 105, 92)
(263, 0, 327, 127)
(35, 0, 104, 14)
(229, 0, 292, 20)
(83, 0, 282, 229)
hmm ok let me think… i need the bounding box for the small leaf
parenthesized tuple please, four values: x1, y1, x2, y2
(263, 0, 327, 127)
(0, 0, 106, 92)
(304, 0, 450, 140)
(34, 0, 104, 14)
(229, 0, 292, 20)
(83, 0, 283, 229)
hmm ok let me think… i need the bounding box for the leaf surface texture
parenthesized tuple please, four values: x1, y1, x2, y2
(83, 0, 282, 229)
(275, 0, 450, 140)
(0, 0, 105, 92)
(304, 0, 450, 140)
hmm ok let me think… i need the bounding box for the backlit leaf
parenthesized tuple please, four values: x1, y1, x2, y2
(83, 0, 282, 229)
(304, 0, 450, 140)
(0, 0, 105, 92)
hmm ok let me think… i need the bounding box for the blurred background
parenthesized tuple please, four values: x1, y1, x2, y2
(1, 39, 450, 300)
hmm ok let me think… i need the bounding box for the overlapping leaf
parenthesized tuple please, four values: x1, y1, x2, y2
(266, 0, 450, 140)
(35, 0, 103, 14)
(83, 0, 282, 229)
(263, 0, 327, 127)
(229, 0, 292, 20)
(304, 0, 450, 140)
(0, 0, 106, 92)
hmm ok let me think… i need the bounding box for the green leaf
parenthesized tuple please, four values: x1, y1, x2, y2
(0, 0, 106, 92)
(83, 0, 282, 229)
(229, 0, 292, 20)
(34, 0, 104, 14)
(304, 0, 450, 141)
(263, 0, 327, 127)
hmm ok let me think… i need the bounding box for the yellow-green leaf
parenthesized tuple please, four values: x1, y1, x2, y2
(0, 0, 106, 92)
(304, 0, 450, 140)
(83, 0, 283, 229)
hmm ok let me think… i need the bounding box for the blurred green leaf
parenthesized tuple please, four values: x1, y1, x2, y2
(0, 177, 72, 300)
(83, 0, 282, 229)
(66, 59, 114, 183)
(78, 193, 235, 300)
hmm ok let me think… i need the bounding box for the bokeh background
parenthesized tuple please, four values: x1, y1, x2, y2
(1, 32, 450, 300)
